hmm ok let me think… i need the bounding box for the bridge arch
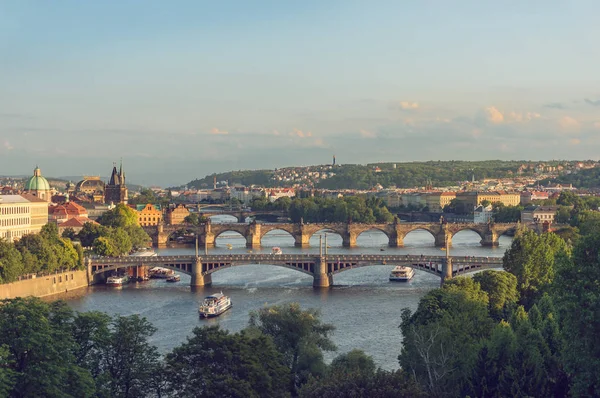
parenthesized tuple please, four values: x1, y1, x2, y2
(260, 228, 296, 246)
(355, 227, 391, 247)
(449, 228, 486, 245)
(204, 262, 315, 278)
(330, 262, 442, 277)
(308, 228, 345, 247)
(401, 228, 437, 246)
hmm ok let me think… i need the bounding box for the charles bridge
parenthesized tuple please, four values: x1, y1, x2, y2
(87, 252, 504, 288)
(143, 220, 523, 248)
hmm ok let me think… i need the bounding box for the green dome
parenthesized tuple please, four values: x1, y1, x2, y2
(24, 167, 51, 192)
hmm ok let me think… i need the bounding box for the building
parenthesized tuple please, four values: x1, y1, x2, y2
(165, 204, 190, 225)
(473, 205, 494, 224)
(454, 191, 521, 213)
(57, 217, 99, 235)
(425, 192, 456, 212)
(23, 166, 52, 202)
(74, 176, 105, 203)
(104, 162, 128, 205)
(521, 206, 559, 224)
(401, 192, 426, 209)
(520, 190, 550, 205)
(0, 194, 49, 241)
(48, 201, 89, 224)
(136, 204, 162, 226)
(20, 194, 49, 234)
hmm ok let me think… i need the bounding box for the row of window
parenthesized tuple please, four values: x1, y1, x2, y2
(0, 229, 29, 240)
(0, 206, 30, 215)
(0, 217, 30, 227)
(53, 273, 75, 284)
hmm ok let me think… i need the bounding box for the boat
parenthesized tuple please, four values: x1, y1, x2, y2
(198, 292, 232, 318)
(149, 267, 175, 279)
(106, 274, 130, 286)
(271, 246, 283, 255)
(166, 274, 181, 283)
(389, 266, 415, 282)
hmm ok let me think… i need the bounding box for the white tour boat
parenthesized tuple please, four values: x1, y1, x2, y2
(389, 266, 415, 282)
(106, 274, 130, 286)
(271, 246, 283, 255)
(198, 293, 232, 318)
(149, 267, 175, 279)
(166, 274, 181, 283)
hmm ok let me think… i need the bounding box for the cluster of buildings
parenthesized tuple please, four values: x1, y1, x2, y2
(270, 163, 337, 185)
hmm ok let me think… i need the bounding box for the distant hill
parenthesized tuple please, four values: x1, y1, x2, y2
(540, 167, 600, 189)
(184, 170, 275, 189)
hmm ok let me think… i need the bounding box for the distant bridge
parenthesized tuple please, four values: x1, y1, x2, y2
(145, 221, 522, 248)
(87, 253, 504, 287)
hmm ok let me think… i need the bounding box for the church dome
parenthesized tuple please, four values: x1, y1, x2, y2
(24, 167, 50, 192)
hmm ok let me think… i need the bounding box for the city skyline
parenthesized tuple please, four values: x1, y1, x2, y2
(2, 1, 600, 186)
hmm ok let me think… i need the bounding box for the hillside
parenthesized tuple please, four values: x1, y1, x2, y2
(540, 167, 600, 189)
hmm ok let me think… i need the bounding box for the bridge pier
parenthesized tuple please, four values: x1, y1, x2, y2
(441, 257, 453, 285)
(313, 258, 332, 288)
(191, 258, 212, 286)
(435, 232, 451, 248)
(342, 233, 357, 248)
(480, 233, 499, 247)
(294, 232, 311, 248)
(388, 234, 404, 247)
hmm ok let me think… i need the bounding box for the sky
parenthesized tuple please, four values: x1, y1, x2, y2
(1, 1, 600, 186)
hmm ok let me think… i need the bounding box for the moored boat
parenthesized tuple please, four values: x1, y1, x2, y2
(106, 274, 130, 286)
(389, 266, 415, 282)
(198, 293, 232, 318)
(271, 246, 283, 255)
(166, 274, 181, 282)
(149, 267, 175, 279)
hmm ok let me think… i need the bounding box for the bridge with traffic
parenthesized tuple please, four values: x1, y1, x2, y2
(87, 251, 504, 288)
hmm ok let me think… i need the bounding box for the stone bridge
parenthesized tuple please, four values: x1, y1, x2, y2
(197, 209, 287, 223)
(144, 221, 520, 249)
(87, 253, 504, 288)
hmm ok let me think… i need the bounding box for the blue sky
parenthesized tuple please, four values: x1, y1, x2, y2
(1, 1, 600, 186)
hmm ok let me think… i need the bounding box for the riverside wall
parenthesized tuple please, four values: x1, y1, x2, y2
(0, 270, 89, 299)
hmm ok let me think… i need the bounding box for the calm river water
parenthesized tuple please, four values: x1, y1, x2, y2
(62, 217, 511, 370)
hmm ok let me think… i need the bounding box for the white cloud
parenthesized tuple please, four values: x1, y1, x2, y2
(506, 111, 541, 122)
(209, 128, 228, 135)
(569, 138, 581, 146)
(3, 141, 13, 150)
(483, 106, 504, 124)
(399, 101, 419, 110)
(289, 129, 312, 138)
(594, 122, 600, 129)
(558, 116, 580, 130)
(359, 129, 377, 138)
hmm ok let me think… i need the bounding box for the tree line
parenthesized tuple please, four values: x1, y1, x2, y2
(249, 196, 394, 223)
(0, 204, 151, 283)
(0, 299, 423, 397)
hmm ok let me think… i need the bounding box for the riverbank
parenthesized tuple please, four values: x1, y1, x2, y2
(0, 270, 89, 299)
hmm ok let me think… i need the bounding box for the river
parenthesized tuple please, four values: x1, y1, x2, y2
(63, 218, 512, 370)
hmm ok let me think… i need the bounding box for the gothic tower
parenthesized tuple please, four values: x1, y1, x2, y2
(104, 160, 128, 205)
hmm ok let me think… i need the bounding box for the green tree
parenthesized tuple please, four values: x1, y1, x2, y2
(77, 222, 108, 247)
(97, 204, 139, 228)
(399, 279, 494, 397)
(552, 232, 600, 396)
(165, 325, 290, 398)
(102, 315, 160, 398)
(248, 303, 336, 394)
(473, 270, 519, 320)
(0, 298, 95, 398)
(123, 225, 150, 249)
(502, 229, 568, 308)
(555, 206, 572, 224)
(299, 369, 424, 398)
(93, 236, 119, 257)
(329, 349, 376, 375)
(0, 239, 24, 283)
(62, 227, 77, 240)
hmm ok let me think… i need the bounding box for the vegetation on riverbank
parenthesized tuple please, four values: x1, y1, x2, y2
(250, 196, 394, 223)
(0, 205, 150, 284)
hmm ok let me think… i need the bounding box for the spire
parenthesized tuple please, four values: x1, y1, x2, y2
(109, 162, 119, 186)
(119, 158, 126, 185)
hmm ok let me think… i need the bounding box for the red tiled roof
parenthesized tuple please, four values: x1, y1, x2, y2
(58, 217, 98, 228)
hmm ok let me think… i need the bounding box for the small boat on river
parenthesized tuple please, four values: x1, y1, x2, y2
(271, 246, 283, 255)
(389, 266, 415, 282)
(198, 293, 232, 318)
(166, 274, 181, 283)
(149, 267, 175, 279)
(106, 274, 130, 286)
